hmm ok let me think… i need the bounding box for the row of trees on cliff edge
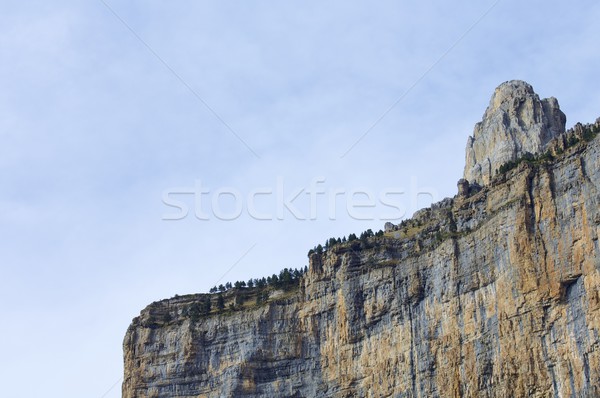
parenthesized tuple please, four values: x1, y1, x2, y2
(307, 228, 385, 256)
(206, 226, 387, 298)
(184, 226, 388, 322)
(495, 122, 600, 176)
(208, 266, 308, 295)
(180, 266, 308, 322)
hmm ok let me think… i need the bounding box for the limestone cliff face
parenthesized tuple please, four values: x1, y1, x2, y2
(464, 80, 566, 186)
(123, 87, 600, 397)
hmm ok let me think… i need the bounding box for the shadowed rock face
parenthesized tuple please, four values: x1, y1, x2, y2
(464, 80, 566, 185)
(123, 84, 600, 398)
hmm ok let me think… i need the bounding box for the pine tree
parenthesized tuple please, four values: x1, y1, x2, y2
(217, 294, 225, 310)
(188, 302, 204, 322)
(200, 297, 211, 315)
(270, 274, 279, 287)
(280, 268, 292, 287)
(236, 294, 245, 306)
(256, 290, 269, 304)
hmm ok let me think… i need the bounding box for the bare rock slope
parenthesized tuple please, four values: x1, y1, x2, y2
(464, 80, 566, 185)
(123, 82, 600, 398)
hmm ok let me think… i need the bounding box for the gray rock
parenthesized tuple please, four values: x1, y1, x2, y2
(457, 178, 469, 197)
(384, 222, 395, 232)
(464, 80, 566, 185)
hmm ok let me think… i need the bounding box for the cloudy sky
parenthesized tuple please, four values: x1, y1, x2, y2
(1, 1, 599, 396)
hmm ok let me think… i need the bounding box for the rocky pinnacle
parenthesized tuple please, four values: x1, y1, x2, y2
(463, 80, 566, 185)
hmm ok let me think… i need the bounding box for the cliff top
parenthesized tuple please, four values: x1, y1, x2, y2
(133, 82, 600, 322)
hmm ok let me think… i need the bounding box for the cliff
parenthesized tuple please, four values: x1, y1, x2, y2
(464, 80, 566, 186)
(123, 83, 600, 398)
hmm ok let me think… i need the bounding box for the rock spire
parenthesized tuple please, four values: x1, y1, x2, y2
(464, 80, 566, 185)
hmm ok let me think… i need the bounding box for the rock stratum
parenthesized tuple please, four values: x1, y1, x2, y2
(123, 82, 600, 398)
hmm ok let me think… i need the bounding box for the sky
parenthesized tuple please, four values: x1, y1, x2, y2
(1, 1, 599, 397)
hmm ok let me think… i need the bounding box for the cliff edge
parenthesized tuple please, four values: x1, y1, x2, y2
(123, 82, 600, 398)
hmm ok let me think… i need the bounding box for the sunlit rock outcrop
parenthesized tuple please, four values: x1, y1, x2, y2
(464, 80, 566, 185)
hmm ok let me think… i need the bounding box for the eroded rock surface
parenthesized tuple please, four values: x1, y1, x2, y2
(464, 80, 566, 185)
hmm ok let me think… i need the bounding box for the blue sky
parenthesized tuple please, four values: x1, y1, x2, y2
(1, 1, 599, 396)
